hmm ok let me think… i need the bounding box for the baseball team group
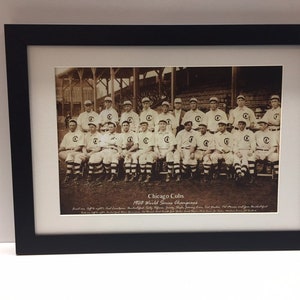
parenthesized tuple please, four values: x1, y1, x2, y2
(58, 94, 280, 185)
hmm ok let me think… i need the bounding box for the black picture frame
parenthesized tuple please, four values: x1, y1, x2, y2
(4, 24, 300, 255)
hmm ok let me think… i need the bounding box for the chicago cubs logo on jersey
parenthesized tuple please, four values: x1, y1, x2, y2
(127, 136, 133, 143)
(72, 136, 79, 142)
(93, 138, 98, 145)
(189, 136, 194, 143)
(263, 137, 270, 144)
(164, 136, 170, 143)
(143, 137, 149, 144)
(88, 116, 95, 122)
(244, 135, 250, 142)
(146, 115, 152, 121)
(127, 117, 133, 123)
(215, 115, 221, 121)
(224, 137, 229, 145)
(195, 116, 201, 122)
(203, 140, 209, 147)
(166, 118, 171, 125)
(107, 114, 112, 120)
(274, 113, 280, 120)
(243, 113, 249, 120)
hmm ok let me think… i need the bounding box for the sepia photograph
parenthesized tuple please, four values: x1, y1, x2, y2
(56, 66, 281, 215)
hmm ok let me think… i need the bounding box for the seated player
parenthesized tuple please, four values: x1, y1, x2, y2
(210, 119, 234, 179)
(58, 119, 85, 183)
(232, 119, 256, 183)
(154, 119, 179, 182)
(119, 121, 139, 182)
(98, 121, 122, 182)
(175, 121, 197, 181)
(255, 117, 279, 180)
(131, 122, 156, 183)
(192, 122, 215, 182)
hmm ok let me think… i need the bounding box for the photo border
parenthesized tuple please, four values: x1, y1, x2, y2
(5, 24, 300, 255)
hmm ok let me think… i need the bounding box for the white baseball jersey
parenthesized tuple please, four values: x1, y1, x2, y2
(155, 131, 176, 150)
(120, 110, 140, 132)
(137, 131, 155, 151)
(119, 131, 138, 149)
(60, 130, 84, 149)
(99, 132, 121, 149)
(263, 107, 281, 127)
(176, 129, 197, 149)
(181, 109, 207, 129)
(194, 132, 215, 151)
(255, 129, 277, 150)
(156, 112, 176, 133)
(76, 111, 99, 132)
(84, 132, 102, 152)
(206, 109, 228, 132)
(140, 108, 158, 131)
(214, 130, 233, 153)
(232, 129, 256, 152)
(98, 107, 119, 125)
(229, 106, 256, 128)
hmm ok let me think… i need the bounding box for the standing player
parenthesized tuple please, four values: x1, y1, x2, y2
(139, 97, 158, 132)
(172, 97, 186, 134)
(255, 118, 279, 179)
(232, 120, 256, 183)
(119, 100, 140, 132)
(175, 121, 197, 181)
(192, 122, 215, 182)
(154, 120, 179, 182)
(98, 96, 119, 127)
(58, 119, 85, 183)
(99, 121, 122, 181)
(228, 95, 256, 131)
(76, 100, 99, 133)
(119, 121, 139, 181)
(156, 101, 176, 135)
(263, 95, 281, 141)
(210, 119, 234, 179)
(181, 97, 207, 130)
(206, 97, 227, 134)
(131, 122, 156, 183)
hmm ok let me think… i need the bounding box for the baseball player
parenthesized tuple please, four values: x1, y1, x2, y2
(154, 120, 179, 182)
(192, 122, 215, 182)
(131, 122, 156, 183)
(58, 119, 85, 183)
(139, 97, 158, 132)
(82, 122, 104, 182)
(98, 121, 122, 181)
(76, 100, 99, 133)
(263, 95, 281, 141)
(232, 119, 256, 183)
(172, 97, 186, 134)
(156, 101, 177, 135)
(205, 97, 228, 134)
(228, 95, 256, 131)
(181, 97, 207, 130)
(119, 100, 140, 132)
(119, 121, 139, 182)
(175, 121, 197, 181)
(98, 96, 119, 127)
(255, 117, 279, 179)
(210, 119, 234, 179)
(253, 107, 265, 131)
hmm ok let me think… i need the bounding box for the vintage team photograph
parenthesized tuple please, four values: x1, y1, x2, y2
(55, 66, 281, 215)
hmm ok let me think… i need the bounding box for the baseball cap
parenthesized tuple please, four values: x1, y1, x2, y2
(68, 119, 77, 125)
(255, 107, 263, 113)
(218, 120, 227, 125)
(270, 95, 280, 101)
(141, 97, 151, 103)
(189, 97, 198, 103)
(174, 98, 182, 104)
(237, 95, 245, 100)
(84, 100, 92, 105)
(88, 122, 97, 127)
(158, 119, 167, 124)
(237, 119, 246, 124)
(257, 117, 268, 124)
(209, 97, 219, 103)
(161, 101, 170, 106)
(123, 100, 132, 106)
(104, 96, 112, 102)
